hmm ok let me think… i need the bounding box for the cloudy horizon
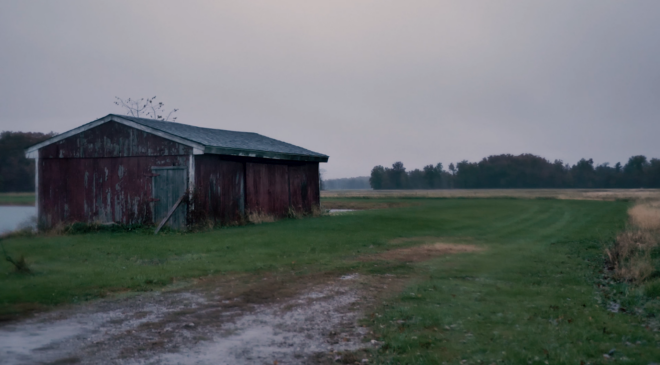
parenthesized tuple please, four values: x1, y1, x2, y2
(1, 1, 659, 179)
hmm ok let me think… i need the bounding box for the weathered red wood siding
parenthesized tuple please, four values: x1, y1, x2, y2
(39, 156, 189, 227)
(193, 158, 319, 224)
(193, 155, 245, 225)
(288, 162, 320, 213)
(39, 121, 191, 158)
(245, 162, 290, 217)
(36, 120, 322, 228)
(38, 122, 190, 228)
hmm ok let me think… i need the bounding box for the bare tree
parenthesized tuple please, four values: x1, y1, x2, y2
(114, 96, 178, 121)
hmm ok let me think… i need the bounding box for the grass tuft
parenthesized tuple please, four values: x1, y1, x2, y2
(643, 278, 660, 298)
(287, 207, 304, 219)
(1, 241, 31, 274)
(247, 210, 276, 224)
(6, 254, 31, 274)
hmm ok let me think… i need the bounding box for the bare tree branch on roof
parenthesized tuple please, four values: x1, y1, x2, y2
(114, 96, 179, 122)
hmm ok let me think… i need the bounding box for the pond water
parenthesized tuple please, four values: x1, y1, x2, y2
(0, 206, 36, 234)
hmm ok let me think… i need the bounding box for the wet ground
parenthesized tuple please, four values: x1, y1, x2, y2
(0, 273, 392, 365)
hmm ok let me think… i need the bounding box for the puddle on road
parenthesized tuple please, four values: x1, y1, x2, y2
(0, 292, 208, 365)
(151, 286, 366, 365)
(1, 276, 374, 365)
(0, 320, 89, 359)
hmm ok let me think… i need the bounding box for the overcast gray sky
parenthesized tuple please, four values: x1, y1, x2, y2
(1, 1, 658, 179)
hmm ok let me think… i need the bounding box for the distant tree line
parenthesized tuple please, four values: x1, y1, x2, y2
(323, 176, 371, 190)
(0, 131, 56, 192)
(370, 154, 660, 189)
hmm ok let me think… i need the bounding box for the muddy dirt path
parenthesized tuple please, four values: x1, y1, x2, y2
(0, 273, 394, 365)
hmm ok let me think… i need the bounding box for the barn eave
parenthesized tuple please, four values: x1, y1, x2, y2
(202, 146, 329, 162)
(25, 114, 329, 162)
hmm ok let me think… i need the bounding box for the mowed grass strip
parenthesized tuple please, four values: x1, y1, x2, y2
(2, 198, 658, 362)
(0, 193, 35, 206)
(365, 199, 660, 364)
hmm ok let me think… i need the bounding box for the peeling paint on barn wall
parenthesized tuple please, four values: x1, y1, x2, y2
(245, 162, 290, 216)
(39, 155, 189, 227)
(191, 156, 320, 224)
(192, 155, 245, 225)
(38, 122, 191, 228)
(288, 163, 320, 213)
(35, 119, 323, 228)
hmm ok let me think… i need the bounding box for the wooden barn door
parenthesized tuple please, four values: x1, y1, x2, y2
(151, 166, 188, 229)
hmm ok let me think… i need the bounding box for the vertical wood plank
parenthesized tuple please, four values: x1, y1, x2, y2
(152, 166, 187, 229)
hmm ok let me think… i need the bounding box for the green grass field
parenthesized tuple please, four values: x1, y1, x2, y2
(0, 192, 35, 206)
(2, 198, 659, 363)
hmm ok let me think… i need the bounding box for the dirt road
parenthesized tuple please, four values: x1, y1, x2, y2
(0, 273, 388, 365)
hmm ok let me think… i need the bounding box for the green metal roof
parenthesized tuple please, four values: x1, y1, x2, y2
(27, 114, 329, 162)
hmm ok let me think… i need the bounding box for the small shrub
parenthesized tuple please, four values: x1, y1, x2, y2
(1, 242, 31, 274)
(6, 254, 31, 274)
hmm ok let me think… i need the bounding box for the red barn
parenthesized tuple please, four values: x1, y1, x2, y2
(25, 114, 328, 229)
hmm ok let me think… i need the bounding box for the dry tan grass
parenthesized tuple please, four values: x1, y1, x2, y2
(387, 236, 473, 245)
(309, 205, 324, 217)
(287, 206, 327, 219)
(629, 201, 660, 231)
(247, 211, 276, 224)
(606, 230, 657, 282)
(606, 200, 660, 282)
(361, 240, 482, 262)
(322, 189, 660, 201)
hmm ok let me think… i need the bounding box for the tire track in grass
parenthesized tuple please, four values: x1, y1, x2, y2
(478, 202, 562, 243)
(366, 200, 654, 364)
(436, 200, 541, 237)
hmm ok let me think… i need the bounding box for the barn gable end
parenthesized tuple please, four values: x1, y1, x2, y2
(39, 121, 192, 159)
(36, 121, 192, 227)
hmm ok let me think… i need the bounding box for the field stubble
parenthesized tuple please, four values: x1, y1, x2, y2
(322, 188, 660, 201)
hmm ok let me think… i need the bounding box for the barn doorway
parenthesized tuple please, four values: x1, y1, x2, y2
(151, 166, 188, 230)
